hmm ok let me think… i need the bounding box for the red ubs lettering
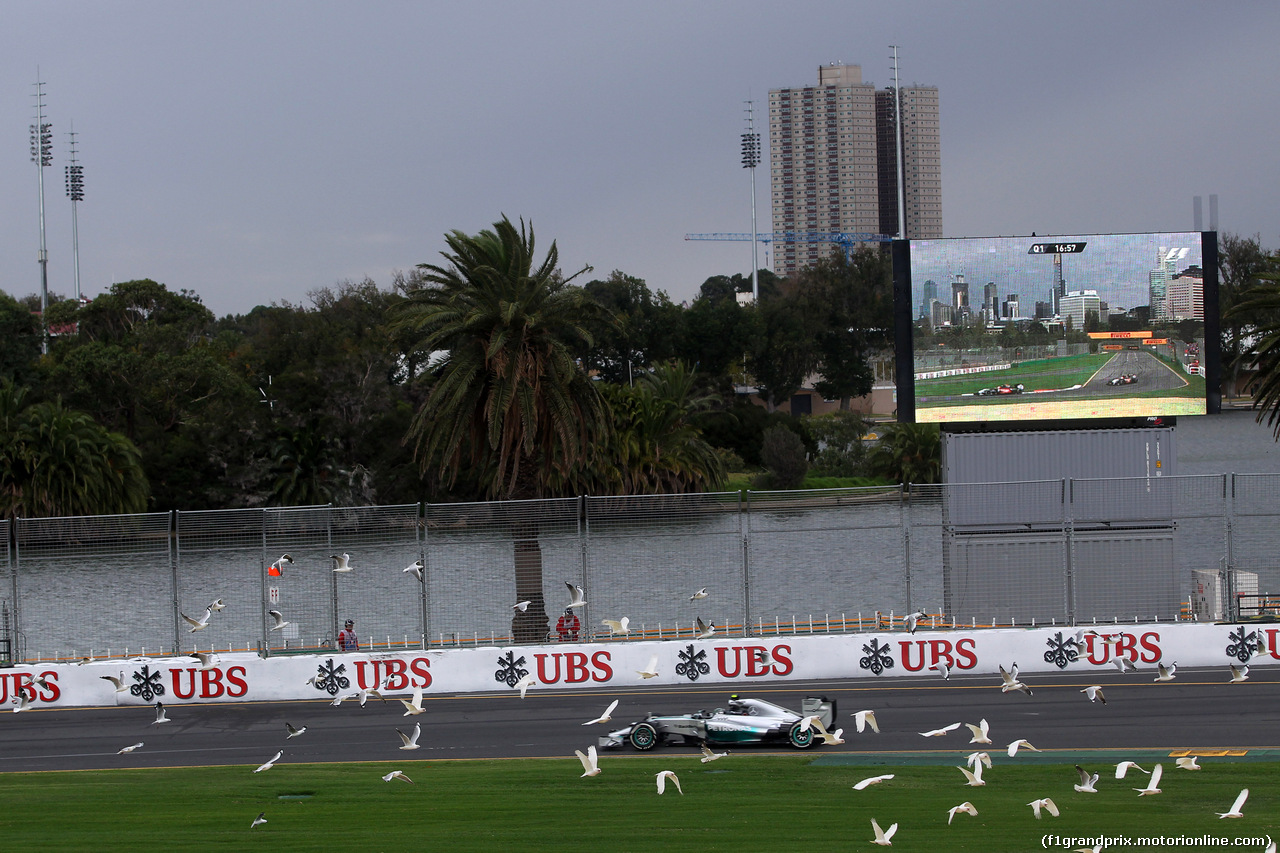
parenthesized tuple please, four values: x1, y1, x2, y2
(533, 652, 611, 684)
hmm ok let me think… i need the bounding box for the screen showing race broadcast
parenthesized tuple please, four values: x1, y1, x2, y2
(891, 231, 1220, 426)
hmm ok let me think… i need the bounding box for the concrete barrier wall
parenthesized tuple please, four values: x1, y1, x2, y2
(4, 621, 1273, 710)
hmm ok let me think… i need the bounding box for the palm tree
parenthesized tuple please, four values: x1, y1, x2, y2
(1229, 276, 1280, 438)
(867, 422, 941, 485)
(393, 217, 611, 641)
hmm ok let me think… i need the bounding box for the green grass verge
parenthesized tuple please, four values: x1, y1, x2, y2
(2, 757, 1275, 851)
(916, 353, 1113, 398)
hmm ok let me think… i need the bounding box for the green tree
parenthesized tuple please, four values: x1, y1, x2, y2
(758, 425, 808, 489)
(1219, 233, 1280, 398)
(0, 291, 41, 385)
(747, 291, 820, 412)
(805, 410, 869, 477)
(580, 271, 683, 384)
(867, 422, 941, 485)
(1227, 276, 1280, 439)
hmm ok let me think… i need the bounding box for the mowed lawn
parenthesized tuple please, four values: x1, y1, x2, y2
(1, 756, 1275, 852)
(917, 353, 1112, 399)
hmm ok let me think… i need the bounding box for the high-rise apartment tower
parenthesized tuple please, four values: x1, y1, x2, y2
(768, 63, 940, 279)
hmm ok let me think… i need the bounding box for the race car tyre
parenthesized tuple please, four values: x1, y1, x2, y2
(629, 722, 659, 751)
(788, 722, 816, 749)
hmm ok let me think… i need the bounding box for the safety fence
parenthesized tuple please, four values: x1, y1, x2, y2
(0, 474, 1277, 665)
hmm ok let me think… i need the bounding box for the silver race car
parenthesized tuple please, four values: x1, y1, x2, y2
(599, 694, 837, 751)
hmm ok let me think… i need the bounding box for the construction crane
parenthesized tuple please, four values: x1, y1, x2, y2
(684, 231, 894, 263)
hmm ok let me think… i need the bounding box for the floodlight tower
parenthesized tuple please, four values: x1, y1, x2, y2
(741, 101, 762, 303)
(30, 74, 53, 351)
(65, 124, 85, 301)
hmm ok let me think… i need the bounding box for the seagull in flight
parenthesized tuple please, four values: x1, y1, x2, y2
(637, 656, 659, 679)
(700, 743, 728, 763)
(930, 661, 950, 680)
(655, 770, 682, 795)
(397, 722, 421, 750)
(1115, 761, 1150, 779)
(853, 710, 879, 734)
(268, 610, 290, 631)
(251, 813, 267, 828)
(903, 611, 926, 634)
(564, 581, 586, 608)
(515, 674, 537, 699)
(947, 802, 977, 824)
(799, 716, 844, 744)
(920, 722, 961, 738)
(151, 703, 170, 725)
(1006, 738, 1039, 757)
(12, 689, 33, 712)
(1134, 763, 1163, 795)
(1217, 788, 1249, 818)
(403, 560, 424, 582)
(695, 617, 715, 639)
(382, 770, 414, 783)
(1081, 685, 1106, 704)
(400, 684, 426, 716)
(330, 692, 359, 707)
(690, 587, 709, 601)
(330, 552, 354, 572)
(964, 719, 991, 744)
(957, 763, 986, 786)
(100, 674, 128, 693)
(575, 745, 600, 777)
(512, 600, 531, 612)
(285, 722, 307, 739)
(853, 774, 895, 790)
(1073, 765, 1099, 793)
(270, 554, 293, 573)
(254, 750, 283, 773)
(207, 598, 226, 612)
(966, 751, 992, 770)
(179, 608, 212, 633)
(190, 651, 219, 671)
(601, 617, 630, 636)
(582, 699, 619, 726)
(117, 742, 144, 754)
(869, 818, 898, 846)
(1229, 664, 1249, 683)
(1028, 797, 1060, 818)
(754, 648, 774, 667)
(999, 663, 1033, 695)
(1154, 661, 1177, 682)
(1175, 756, 1201, 770)
(1112, 657, 1137, 673)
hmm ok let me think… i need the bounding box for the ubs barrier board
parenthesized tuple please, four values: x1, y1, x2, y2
(2, 622, 1272, 709)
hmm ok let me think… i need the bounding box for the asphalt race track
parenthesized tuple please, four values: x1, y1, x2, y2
(2, 667, 1277, 773)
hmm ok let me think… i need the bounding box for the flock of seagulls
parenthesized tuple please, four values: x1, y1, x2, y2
(558, 580, 717, 646)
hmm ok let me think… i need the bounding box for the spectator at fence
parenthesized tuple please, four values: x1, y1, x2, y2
(555, 609, 580, 642)
(338, 619, 359, 651)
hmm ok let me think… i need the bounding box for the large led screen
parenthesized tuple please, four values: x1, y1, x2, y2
(892, 232, 1219, 425)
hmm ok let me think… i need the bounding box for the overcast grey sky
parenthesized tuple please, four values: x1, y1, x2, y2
(3, 1, 1278, 318)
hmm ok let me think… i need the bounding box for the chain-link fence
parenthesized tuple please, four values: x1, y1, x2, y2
(2, 475, 1277, 664)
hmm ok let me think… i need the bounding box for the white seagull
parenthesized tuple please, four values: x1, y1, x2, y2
(700, 743, 728, 763)
(403, 560, 424, 582)
(1154, 661, 1177, 682)
(964, 719, 991, 744)
(269, 554, 293, 575)
(854, 709, 880, 734)
(190, 651, 219, 671)
(267, 610, 290, 631)
(512, 600, 531, 612)
(1081, 685, 1106, 705)
(575, 745, 601, 777)
(331, 692, 359, 707)
(179, 608, 212, 633)
(1229, 664, 1249, 683)
(100, 674, 128, 693)
(930, 661, 951, 680)
(1112, 656, 1137, 673)
(637, 656, 659, 679)
(285, 722, 307, 739)
(957, 763, 986, 786)
(947, 802, 977, 824)
(254, 750, 283, 772)
(515, 674, 537, 699)
(564, 582, 586, 608)
(251, 813, 267, 828)
(207, 598, 226, 612)
(903, 611, 926, 634)
(1028, 797, 1060, 818)
(582, 699, 619, 726)
(1006, 738, 1040, 757)
(655, 770, 682, 795)
(601, 617, 630, 636)
(117, 742, 144, 754)
(966, 751, 992, 770)
(152, 703, 170, 725)
(695, 617, 715, 639)
(690, 587, 709, 601)
(330, 552, 354, 572)
(1115, 761, 1149, 779)
(1074, 765, 1099, 793)
(1217, 788, 1249, 818)
(853, 774, 895, 790)
(382, 770, 414, 783)
(869, 818, 898, 846)
(999, 663, 1033, 695)
(397, 722, 421, 750)
(1175, 756, 1201, 771)
(920, 722, 961, 738)
(13, 689, 33, 712)
(1134, 763, 1163, 795)
(754, 648, 774, 667)
(400, 684, 426, 716)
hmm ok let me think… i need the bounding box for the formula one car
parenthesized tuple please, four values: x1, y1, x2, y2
(995, 383, 1024, 395)
(599, 695, 837, 751)
(1106, 373, 1137, 386)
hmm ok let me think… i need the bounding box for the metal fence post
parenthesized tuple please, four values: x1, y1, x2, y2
(1225, 473, 1238, 622)
(169, 510, 180, 655)
(901, 484, 912, 612)
(419, 502, 429, 650)
(1063, 479, 1075, 626)
(741, 490, 750, 637)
